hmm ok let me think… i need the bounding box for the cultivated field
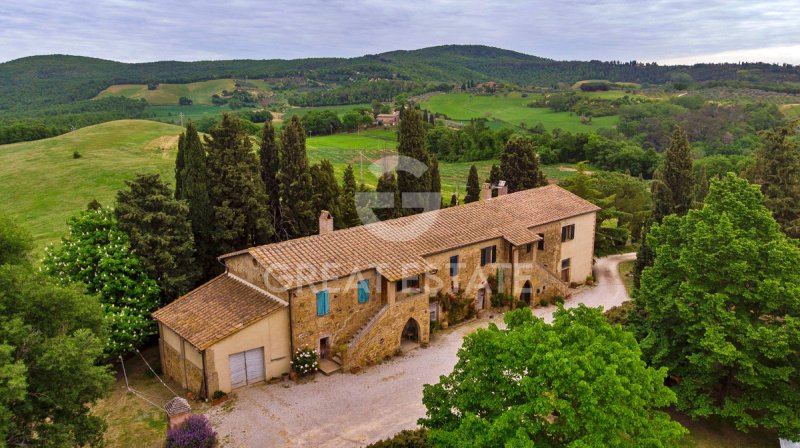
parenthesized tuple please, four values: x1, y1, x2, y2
(421, 92, 619, 132)
(95, 79, 236, 105)
(146, 104, 233, 125)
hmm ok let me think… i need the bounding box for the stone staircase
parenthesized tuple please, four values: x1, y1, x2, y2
(532, 260, 569, 299)
(347, 304, 389, 351)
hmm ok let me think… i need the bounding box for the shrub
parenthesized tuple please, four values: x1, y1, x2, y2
(366, 428, 429, 448)
(72, 150, 81, 159)
(554, 295, 565, 306)
(212, 390, 226, 400)
(165, 415, 217, 448)
(291, 346, 319, 376)
(540, 299, 549, 307)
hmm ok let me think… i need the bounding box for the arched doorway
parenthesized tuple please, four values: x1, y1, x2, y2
(521, 281, 533, 306)
(402, 318, 419, 342)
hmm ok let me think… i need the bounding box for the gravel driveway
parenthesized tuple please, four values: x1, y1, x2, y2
(208, 253, 636, 448)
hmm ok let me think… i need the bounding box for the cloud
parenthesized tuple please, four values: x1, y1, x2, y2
(0, 0, 798, 64)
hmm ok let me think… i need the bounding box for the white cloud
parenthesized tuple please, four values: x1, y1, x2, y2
(659, 45, 800, 65)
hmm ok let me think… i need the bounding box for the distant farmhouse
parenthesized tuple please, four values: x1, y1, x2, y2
(153, 184, 598, 395)
(376, 111, 400, 126)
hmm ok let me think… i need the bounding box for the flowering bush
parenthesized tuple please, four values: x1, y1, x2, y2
(291, 347, 319, 376)
(41, 205, 160, 356)
(165, 415, 217, 448)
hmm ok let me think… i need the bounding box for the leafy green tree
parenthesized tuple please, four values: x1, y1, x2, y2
(420, 306, 686, 447)
(259, 121, 282, 238)
(181, 121, 216, 278)
(464, 165, 481, 203)
(115, 173, 199, 302)
(375, 172, 401, 221)
(174, 132, 185, 200)
(0, 215, 112, 446)
(205, 113, 273, 252)
(340, 164, 361, 228)
(397, 107, 432, 214)
(694, 164, 709, 203)
(42, 205, 160, 356)
(633, 174, 800, 439)
(311, 159, 342, 229)
(500, 136, 547, 192)
(278, 115, 316, 239)
(747, 123, 800, 238)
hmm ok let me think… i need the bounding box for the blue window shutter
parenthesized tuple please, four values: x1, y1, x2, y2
(317, 290, 330, 316)
(358, 280, 369, 303)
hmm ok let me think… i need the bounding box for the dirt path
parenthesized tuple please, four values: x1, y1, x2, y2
(208, 253, 636, 447)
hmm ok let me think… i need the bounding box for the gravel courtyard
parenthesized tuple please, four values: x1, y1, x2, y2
(207, 253, 636, 448)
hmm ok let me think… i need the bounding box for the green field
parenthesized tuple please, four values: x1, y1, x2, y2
(146, 104, 233, 125)
(421, 92, 619, 132)
(0, 120, 183, 252)
(96, 79, 237, 105)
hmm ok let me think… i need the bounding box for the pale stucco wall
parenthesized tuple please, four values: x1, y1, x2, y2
(557, 212, 596, 284)
(207, 308, 291, 393)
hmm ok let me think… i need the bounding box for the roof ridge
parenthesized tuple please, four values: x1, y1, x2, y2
(226, 272, 288, 307)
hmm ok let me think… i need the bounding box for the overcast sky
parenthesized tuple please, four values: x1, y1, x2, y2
(2, 0, 799, 65)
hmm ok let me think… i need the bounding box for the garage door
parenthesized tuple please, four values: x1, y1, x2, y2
(229, 348, 265, 389)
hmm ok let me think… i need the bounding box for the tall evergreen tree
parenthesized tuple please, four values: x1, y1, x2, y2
(174, 132, 186, 200)
(375, 172, 401, 221)
(115, 173, 199, 302)
(488, 164, 502, 186)
(465, 164, 481, 203)
(396, 107, 432, 214)
(340, 164, 361, 228)
(310, 159, 342, 230)
(278, 115, 316, 239)
(748, 122, 800, 238)
(662, 126, 695, 216)
(500, 136, 547, 192)
(259, 121, 282, 239)
(634, 127, 696, 287)
(181, 121, 216, 278)
(205, 113, 272, 254)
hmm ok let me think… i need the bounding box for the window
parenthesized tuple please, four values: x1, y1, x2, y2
(480, 245, 497, 266)
(526, 243, 532, 253)
(357, 279, 369, 304)
(316, 290, 330, 316)
(396, 275, 420, 292)
(561, 224, 575, 242)
(561, 258, 571, 269)
(537, 233, 545, 250)
(449, 255, 459, 277)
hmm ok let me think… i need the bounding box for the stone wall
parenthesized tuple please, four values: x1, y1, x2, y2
(290, 269, 383, 354)
(529, 221, 563, 276)
(345, 291, 430, 369)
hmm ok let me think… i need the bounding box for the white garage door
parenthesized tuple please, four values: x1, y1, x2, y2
(229, 347, 265, 389)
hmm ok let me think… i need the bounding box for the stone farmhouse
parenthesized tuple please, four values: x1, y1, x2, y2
(153, 184, 599, 396)
(376, 111, 400, 126)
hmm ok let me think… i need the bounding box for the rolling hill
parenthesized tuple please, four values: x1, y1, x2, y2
(0, 120, 183, 251)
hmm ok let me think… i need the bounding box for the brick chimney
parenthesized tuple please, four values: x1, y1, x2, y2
(496, 180, 508, 196)
(481, 183, 492, 201)
(319, 210, 333, 235)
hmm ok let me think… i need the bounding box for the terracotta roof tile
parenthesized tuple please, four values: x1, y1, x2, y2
(242, 185, 598, 289)
(152, 274, 286, 349)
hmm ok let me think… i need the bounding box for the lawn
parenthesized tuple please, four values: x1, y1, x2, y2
(0, 120, 182, 253)
(421, 92, 619, 133)
(618, 259, 635, 296)
(96, 79, 237, 105)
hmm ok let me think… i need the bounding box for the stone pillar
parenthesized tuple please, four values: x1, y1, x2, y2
(319, 210, 333, 235)
(387, 281, 396, 306)
(510, 246, 520, 308)
(496, 180, 508, 196)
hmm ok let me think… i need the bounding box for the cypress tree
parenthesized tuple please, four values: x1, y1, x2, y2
(397, 107, 432, 214)
(205, 113, 272, 254)
(340, 164, 361, 228)
(259, 121, 282, 238)
(174, 133, 186, 200)
(310, 160, 342, 230)
(181, 122, 216, 278)
(279, 115, 316, 238)
(375, 172, 401, 221)
(500, 136, 547, 192)
(488, 164, 502, 186)
(747, 123, 800, 238)
(450, 193, 458, 207)
(663, 126, 694, 216)
(465, 164, 481, 203)
(115, 173, 199, 302)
